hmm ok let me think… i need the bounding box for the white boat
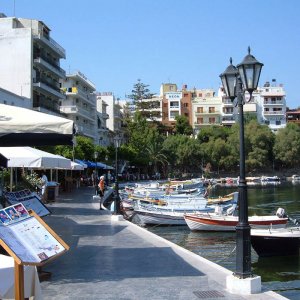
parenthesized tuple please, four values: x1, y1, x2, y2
(292, 174, 300, 181)
(133, 203, 235, 226)
(184, 207, 288, 231)
(260, 175, 280, 182)
(251, 226, 300, 257)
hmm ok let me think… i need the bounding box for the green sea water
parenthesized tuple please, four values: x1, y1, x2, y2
(148, 181, 300, 300)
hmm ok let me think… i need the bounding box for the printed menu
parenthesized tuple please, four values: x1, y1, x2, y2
(0, 204, 66, 264)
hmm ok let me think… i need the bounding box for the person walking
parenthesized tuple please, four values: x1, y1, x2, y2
(98, 176, 105, 210)
(41, 172, 48, 202)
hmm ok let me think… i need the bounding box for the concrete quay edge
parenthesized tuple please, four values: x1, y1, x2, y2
(109, 214, 288, 300)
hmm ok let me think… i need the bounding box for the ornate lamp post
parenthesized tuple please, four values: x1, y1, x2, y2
(94, 151, 98, 194)
(113, 134, 121, 214)
(220, 47, 263, 279)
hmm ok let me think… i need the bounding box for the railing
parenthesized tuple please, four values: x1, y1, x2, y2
(66, 87, 96, 106)
(263, 101, 284, 105)
(33, 77, 61, 93)
(263, 111, 285, 115)
(34, 53, 66, 76)
(34, 33, 66, 58)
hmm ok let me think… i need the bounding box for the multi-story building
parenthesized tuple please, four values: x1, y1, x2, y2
(192, 89, 222, 134)
(0, 87, 30, 108)
(160, 83, 194, 131)
(96, 94, 110, 146)
(286, 109, 300, 126)
(0, 14, 66, 115)
(256, 80, 286, 132)
(60, 71, 96, 141)
(98, 92, 124, 143)
(218, 87, 236, 127)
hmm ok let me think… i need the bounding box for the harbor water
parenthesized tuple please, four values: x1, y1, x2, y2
(146, 181, 300, 300)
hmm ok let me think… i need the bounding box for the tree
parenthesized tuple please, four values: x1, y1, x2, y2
(127, 79, 160, 120)
(163, 135, 202, 175)
(273, 123, 300, 167)
(245, 120, 275, 171)
(145, 141, 168, 175)
(174, 115, 193, 135)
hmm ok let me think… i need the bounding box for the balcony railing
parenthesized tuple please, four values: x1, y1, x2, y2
(263, 100, 284, 105)
(34, 53, 66, 77)
(33, 78, 66, 99)
(263, 111, 285, 115)
(33, 32, 66, 58)
(65, 87, 96, 106)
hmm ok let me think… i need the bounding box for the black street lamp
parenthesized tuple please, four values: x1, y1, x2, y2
(113, 134, 121, 214)
(94, 151, 98, 194)
(220, 47, 263, 279)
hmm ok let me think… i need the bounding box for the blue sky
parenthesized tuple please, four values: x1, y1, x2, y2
(1, 0, 299, 108)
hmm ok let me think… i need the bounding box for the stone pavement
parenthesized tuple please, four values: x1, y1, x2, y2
(40, 186, 287, 300)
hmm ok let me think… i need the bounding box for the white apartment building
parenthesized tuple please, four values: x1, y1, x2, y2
(0, 14, 66, 115)
(96, 94, 110, 146)
(192, 89, 223, 134)
(165, 92, 182, 121)
(0, 87, 30, 108)
(60, 71, 96, 141)
(256, 80, 286, 132)
(97, 92, 123, 143)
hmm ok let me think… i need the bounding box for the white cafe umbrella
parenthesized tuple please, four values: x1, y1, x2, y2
(0, 147, 71, 169)
(0, 104, 74, 146)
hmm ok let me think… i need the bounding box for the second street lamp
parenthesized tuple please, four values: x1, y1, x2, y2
(220, 47, 263, 280)
(113, 134, 121, 214)
(94, 151, 98, 194)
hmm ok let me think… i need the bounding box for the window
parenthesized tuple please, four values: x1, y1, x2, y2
(197, 118, 203, 124)
(209, 117, 215, 124)
(185, 113, 189, 117)
(197, 107, 203, 113)
(275, 120, 281, 125)
(209, 107, 215, 113)
(198, 93, 202, 97)
(183, 103, 188, 107)
(184, 93, 188, 97)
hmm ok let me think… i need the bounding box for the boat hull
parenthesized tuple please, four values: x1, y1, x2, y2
(134, 210, 186, 226)
(251, 227, 300, 257)
(184, 214, 288, 232)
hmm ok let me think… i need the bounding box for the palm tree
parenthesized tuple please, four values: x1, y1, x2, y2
(145, 142, 168, 178)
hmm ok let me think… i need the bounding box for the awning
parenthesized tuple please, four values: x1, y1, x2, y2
(0, 147, 71, 169)
(0, 104, 75, 146)
(75, 159, 113, 170)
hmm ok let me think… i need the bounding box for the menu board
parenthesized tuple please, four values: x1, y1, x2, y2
(3, 189, 50, 217)
(0, 204, 67, 265)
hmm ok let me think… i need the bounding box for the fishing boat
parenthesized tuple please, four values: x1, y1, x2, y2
(132, 202, 235, 226)
(206, 192, 238, 205)
(184, 207, 288, 231)
(251, 226, 300, 257)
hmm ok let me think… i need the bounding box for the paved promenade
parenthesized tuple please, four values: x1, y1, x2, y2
(40, 186, 287, 300)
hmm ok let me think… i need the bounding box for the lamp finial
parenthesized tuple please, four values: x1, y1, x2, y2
(248, 46, 251, 55)
(230, 57, 233, 65)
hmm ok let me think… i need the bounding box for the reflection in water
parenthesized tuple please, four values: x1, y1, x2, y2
(147, 182, 300, 300)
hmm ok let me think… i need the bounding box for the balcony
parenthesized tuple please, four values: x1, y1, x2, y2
(76, 125, 95, 139)
(65, 87, 96, 106)
(261, 90, 286, 97)
(60, 105, 95, 122)
(263, 100, 285, 106)
(34, 56, 66, 78)
(222, 99, 234, 106)
(195, 110, 220, 116)
(33, 78, 66, 99)
(33, 33, 66, 59)
(263, 110, 285, 115)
